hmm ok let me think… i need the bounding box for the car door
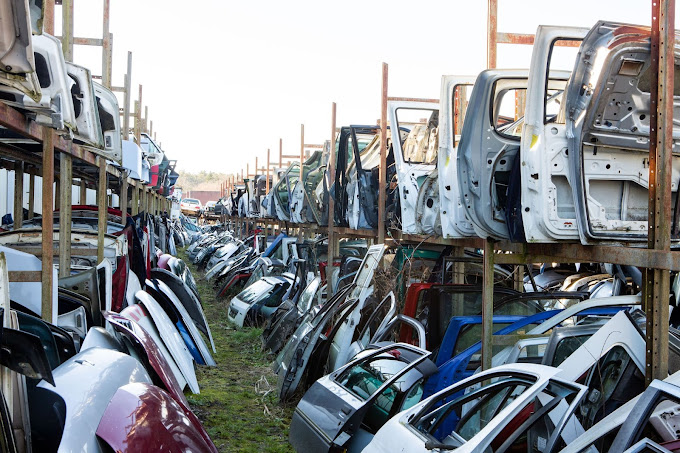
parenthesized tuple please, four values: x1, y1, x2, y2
(0, 0, 41, 102)
(566, 22, 680, 245)
(67, 62, 104, 149)
(328, 244, 387, 371)
(438, 75, 477, 238)
(388, 100, 440, 234)
(520, 25, 588, 242)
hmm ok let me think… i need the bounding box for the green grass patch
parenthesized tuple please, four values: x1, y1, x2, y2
(178, 248, 295, 453)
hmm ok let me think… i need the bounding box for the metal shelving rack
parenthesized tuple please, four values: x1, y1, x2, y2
(227, 0, 678, 386)
(0, 0, 172, 323)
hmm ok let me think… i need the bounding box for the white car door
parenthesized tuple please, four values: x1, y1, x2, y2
(438, 75, 477, 238)
(388, 100, 440, 234)
(0, 0, 41, 101)
(520, 25, 588, 242)
(328, 244, 386, 371)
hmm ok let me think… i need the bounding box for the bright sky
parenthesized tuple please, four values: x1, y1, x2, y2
(57, 0, 656, 177)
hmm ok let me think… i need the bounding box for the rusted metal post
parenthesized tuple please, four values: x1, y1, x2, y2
(481, 238, 495, 371)
(378, 63, 388, 244)
(123, 52, 132, 139)
(279, 139, 283, 167)
(44, 0, 55, 34)
(131, 181, 139, 215)
(58, 154, 72, 277)
(487, 0, 497, 69)
(266, 149, 271, 193)
(102, 0, 112, 88)
(42, 129, 54, 323)
(644, 0, 675, 385)
(133, 101, 141, 144)
(149, 120, 153, 138)
(27, 173, 35, 219)
(328, 102, 338, 275)
(13, 162, 24, 228)
(144, 106, 149, 133)
(97, 158, 107, 263)
(120, 175, 128, 217)
(61, 0, 74, 61)
(300, 124, 305, 181)
(79, 179, 87, 204)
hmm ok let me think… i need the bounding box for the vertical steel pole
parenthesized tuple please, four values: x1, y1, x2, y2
(102, 0, 112, 88)
(58, 154, 72, 277)
(79, 179, 87, 204)
(131, 181, 139, 215)
(328, 102, 338, 285)
(13, 162, 24, 227)
(27, 173, 35, 220)
(42, 129, 54, 323)
(44, 0, 55, 34)
(378, 63, 388, 244)
(481, 238, 495, 371)
(300, 124, 305, 181)
(644, 0, 675, 385)
(97, 159, 107, 263)
(266, 149, 271, 194)
(120, 175, 128, 217)
(61, 0, 74, 61)
(279, 139, 283, 167)
(123, 52, 132, 140)
(487, 0, 497, 69)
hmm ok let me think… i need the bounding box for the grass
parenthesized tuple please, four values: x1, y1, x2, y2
(178, 248, 295, 453)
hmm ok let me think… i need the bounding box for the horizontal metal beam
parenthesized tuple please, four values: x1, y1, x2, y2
(7, 271, 42, 282)
(497, 32, 581, 47)
(387, 97, 439, 103)
(494, 243, 680, 271)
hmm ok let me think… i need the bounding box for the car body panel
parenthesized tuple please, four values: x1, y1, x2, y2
(103, 310, 189, 406)
(147, 278, 216, 366)
(388, 100, 440, 234)
(364, 364, 587, 453)
(134, 290, 199, 393)
(566, 22, 680, 244)
(0, 0, 41, 101)
(96, 382, 218, 453)
(34, 348, 151, 453)
(438, 75, 477, 238)
(0, 33, 75, 132)
(66, 62, 104, 149)
(290, 343, 437, 453)
(151, 268, 215, 352)
(520, 25, 589, 242)
(328, 244, 387, 371)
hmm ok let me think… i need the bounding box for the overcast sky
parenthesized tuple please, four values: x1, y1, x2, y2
(57, 0, 655, 178)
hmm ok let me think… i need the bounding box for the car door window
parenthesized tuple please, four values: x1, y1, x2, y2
(493, 379, 584, 453)
(550, 334, 592, 367)
(411, 373, 536, 445)
(578, 346, 644, 430)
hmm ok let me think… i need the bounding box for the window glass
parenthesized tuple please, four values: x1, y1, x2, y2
(395, 108, 439, 164)
(550, 334, 592, 367)
(544, 39, 581, 124)
(336, 353, 409, 401)
(235, 279, 274, 304)
(578, 346, 644, 430)
(262, 282, 291, 307)
(493, 87, 527, 139)
(411, 374, 536, 444)
(350, 249, 381, 298)
(297, 278, 320, 313)
(516, 342, 547, 364)
(575, 426, 621, 453)
(493, 380, 582, 453)
(452, 84, 473, 147)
